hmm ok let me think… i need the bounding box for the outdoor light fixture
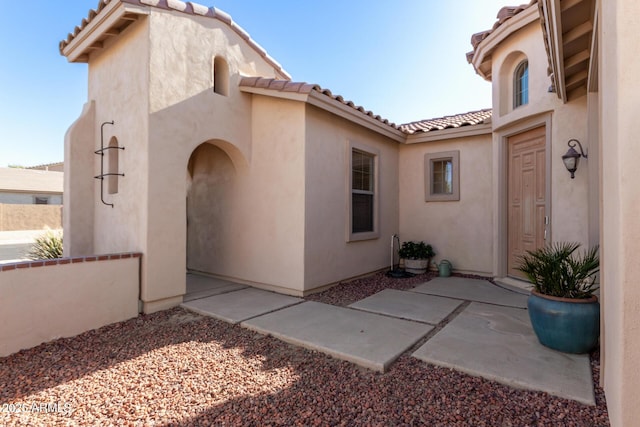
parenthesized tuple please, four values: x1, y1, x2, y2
(562, 139, 587, 179)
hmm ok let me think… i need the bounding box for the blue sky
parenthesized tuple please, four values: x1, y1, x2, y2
(0, 0, 510, 167)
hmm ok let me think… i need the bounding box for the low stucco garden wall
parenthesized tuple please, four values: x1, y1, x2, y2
(0, 204, 62, 231)
(0, 253, 141, 357)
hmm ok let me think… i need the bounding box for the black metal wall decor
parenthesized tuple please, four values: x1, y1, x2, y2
(95, 121, 125, 207)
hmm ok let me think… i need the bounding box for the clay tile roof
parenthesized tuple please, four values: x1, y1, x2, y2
(239, 77, 401, 130)
(60, 0, 290, 79)
(467, 0, 538, 63)
(400, 109, 492, 135)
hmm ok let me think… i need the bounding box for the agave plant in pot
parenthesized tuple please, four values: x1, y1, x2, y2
(517, 242, 600, 354)
(398, 241, 435, 275)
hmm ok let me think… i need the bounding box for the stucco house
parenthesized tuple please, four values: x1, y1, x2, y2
(59, 0, 639, 424)
(0, 167, 63, 206)
(0, 167, 63, 231)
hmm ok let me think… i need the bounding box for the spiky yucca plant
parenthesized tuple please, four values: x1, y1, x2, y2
(517, 242, 599, 299)
(28, 229, 63, 260)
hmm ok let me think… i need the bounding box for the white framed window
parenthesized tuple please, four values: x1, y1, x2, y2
(425, 150, 460, 202)
(348, 142, 379, 241)
(514, 60, 529, 108)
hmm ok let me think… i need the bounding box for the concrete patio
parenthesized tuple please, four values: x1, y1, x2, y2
(181, 273, 596, 405)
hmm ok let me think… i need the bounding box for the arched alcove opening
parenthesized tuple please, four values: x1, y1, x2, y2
(186, 142, 236, 274)
(498, 51, 528, 115)
(213, 56, 230, 96)
(108, 136, 120, 194)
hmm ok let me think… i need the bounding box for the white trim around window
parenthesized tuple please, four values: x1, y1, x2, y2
(347, 141, 380, 242)
(425, 150, 460, 202)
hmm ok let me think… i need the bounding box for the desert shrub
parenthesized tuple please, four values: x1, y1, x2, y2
(28, 229, 63, 260)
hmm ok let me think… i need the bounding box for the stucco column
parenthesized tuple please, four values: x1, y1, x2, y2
(63, 101, 96, 257)
(600, 0, 640, 425)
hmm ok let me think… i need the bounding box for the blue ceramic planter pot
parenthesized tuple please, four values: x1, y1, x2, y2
(527, 291, 600, 354)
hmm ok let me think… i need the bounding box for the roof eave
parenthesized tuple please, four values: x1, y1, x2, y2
(404, 122, 493, 144)
(540, 0, 567, 102)
(61, 1, 147, 63)
(471, 5, 540, 81)
(539, 0, 596, 103)
(239, 85, 405, 143)
(307, 91, 405, 143)
(239, 85, 310, 103)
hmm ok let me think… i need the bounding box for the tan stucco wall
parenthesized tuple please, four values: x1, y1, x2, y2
(186, 96, 306, 293)
(137, 9, 299, 307)
(64, 101, 96, 257)
(87, 17, 150, 258)
(0, 256, 140, 357)
(489, 19, 590, 277)
(399, 134, 493, 275)
(600, 0, 640, 425)
(304, 105, 399, 289)
(0, 204, 62, 231)
(76, 8, 290, 309)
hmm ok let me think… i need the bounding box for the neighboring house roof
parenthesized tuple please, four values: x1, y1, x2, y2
(400, 109, 493, 135)
(27, 162, 64, 172)
(60, 0, 290, 79)
(0, 168, 63, 194)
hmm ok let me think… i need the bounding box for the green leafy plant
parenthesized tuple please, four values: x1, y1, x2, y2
(398, 241, 435, 260)
(517, 242, 599, 299)
(28, 229, 63, 260)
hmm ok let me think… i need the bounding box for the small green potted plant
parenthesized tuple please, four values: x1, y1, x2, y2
(398, 241, 435, 274)
(517, 242, 599, 354)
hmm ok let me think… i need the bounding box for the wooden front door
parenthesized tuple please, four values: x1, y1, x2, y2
(507, 126, 547, 278)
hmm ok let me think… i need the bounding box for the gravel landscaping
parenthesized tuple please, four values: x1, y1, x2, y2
(1, 272, 609, 426)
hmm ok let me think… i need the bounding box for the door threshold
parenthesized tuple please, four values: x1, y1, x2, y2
(493, 276, 531, 295)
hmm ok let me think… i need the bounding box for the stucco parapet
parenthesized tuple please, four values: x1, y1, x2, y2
(467, 1, 539, 79)
(60, 0, 291, 79)
(0, 252, 142, 272)
(468, 0, 538, 54)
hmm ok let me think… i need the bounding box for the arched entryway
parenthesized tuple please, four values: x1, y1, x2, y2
(186, 142, 237, 275)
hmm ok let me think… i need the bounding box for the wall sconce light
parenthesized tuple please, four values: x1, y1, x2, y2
(562, 139, 587, 179)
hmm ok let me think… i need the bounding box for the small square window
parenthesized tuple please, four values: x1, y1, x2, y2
(34, 196, 49, 205)
(425, 151, 460, 202)
(432, 159, 453, 194)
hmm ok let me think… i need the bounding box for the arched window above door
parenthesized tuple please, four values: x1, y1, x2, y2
(514, 60, 529, 108)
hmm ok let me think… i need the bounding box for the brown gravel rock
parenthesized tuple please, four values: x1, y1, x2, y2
(1, 273, 609, 426)
(305, 270, 439, 306)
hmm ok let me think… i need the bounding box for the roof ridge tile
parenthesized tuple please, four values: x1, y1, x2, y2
(166, 0, 189, 13)
(468, 0, 538, 63)
(399, 109, 492, 134)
